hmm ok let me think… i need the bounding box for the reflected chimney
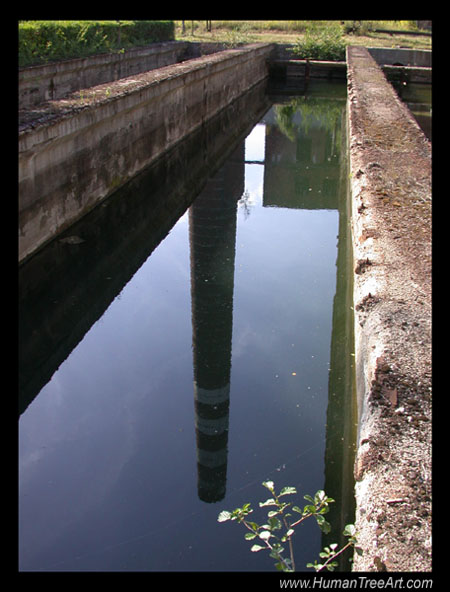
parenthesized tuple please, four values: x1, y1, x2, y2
(189, 143, 244, 502)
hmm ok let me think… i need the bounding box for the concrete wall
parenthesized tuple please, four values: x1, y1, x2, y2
(268, 59, 347, 81)
(18, 43, 275, 263)
(272, 44, 432, 68)
(367, 47, 431, 67)
(19, 79, 271, 415)
(346, 46, 431, 572)
(18, 41, 192, 109)
(382, 64, 431, 85)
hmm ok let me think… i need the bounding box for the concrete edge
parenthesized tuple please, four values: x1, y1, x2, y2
(346, 46, 431, 572)
(18, 43, 275, 263)
(18, 43, 275, 139)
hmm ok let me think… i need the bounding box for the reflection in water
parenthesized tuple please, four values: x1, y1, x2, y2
(189, 143, 243, 502)
(19, 80, 355, 571)
(18, 79, 271, 419)
(264, 97, 343, 210)
(392, 81, 432, 141)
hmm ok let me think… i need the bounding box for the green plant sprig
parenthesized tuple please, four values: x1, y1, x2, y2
(218, 481, 360, 572)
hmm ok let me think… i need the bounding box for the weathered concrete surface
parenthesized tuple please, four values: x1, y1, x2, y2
(268, 59, 347, 81)
(382, 64, 431, 85)
(347, 46, 431, 571)
(19, 41, 192, 109)
(367, 47, 431, 68)
(18, 43, 274, 263)
(19, 79, 272, 417)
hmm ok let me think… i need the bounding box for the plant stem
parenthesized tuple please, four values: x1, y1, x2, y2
(281, 515, 296, 571)
(318, 542, 353, 572)
(290, 499, 327, 529)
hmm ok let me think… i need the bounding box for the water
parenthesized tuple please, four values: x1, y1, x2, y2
(392, 81, 432, 140)
(19, 80, 356, 572)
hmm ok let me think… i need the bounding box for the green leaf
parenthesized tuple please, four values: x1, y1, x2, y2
(275, 560, 292, 572)
(231, 508, 243, 520)
(259, 498, 277, 507)
(314, 490, 326, 504)
(316, 515, 331, 534)
(217, 510, 232, 522)
(270, 546, 284, 558)
(304, 494, 314, 503)
(259, 530, 272, 540)
(268, 517, 282, 530)
(263, 480, 275, 492)
(244, 532, 257, 540)
(279, 486, 297, 496)
(251, 544, 265, 552)
(308, 562, 323, 571)
(285, 528, 295, 537)
(343, 524, 356, 537)
(292, 506, 302, 514)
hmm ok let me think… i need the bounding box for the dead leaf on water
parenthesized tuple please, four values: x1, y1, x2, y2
(59, 235, 85, 245)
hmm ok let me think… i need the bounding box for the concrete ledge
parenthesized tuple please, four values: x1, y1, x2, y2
(18, 41, 192, 109)
(347, 46, 431, 571)
(268, 59, 347, 80)
(18, 43, 275, 262)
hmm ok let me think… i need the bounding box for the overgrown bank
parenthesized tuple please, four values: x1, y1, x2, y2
(18, 20, 175, 67)
(19, 20, 431, 69)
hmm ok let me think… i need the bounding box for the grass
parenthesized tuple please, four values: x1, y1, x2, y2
(19, 20, 431, 70)
(173, 20, 431, 51)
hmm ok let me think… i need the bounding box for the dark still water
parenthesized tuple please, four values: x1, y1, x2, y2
(392, 81, 432, 141)
(19, 80, 356, 572)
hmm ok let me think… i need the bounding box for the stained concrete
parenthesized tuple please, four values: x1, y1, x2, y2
(367, 47, 431, 68)
(19, 79, 272, 417)
(268, 59, 347, 81)
(18, 41, 193, 109)
(18, 45, 432, 570)
(346, 46, 431, 571)
(18, 43, 275, 263)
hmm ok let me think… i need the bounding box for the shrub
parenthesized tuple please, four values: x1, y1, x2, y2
(19, 20, 175, 68)
(291, 21, 346, 61)
(218, 481, 361, 572)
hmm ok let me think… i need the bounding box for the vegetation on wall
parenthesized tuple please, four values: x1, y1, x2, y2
(18, 20, 175, 67)
(18, 20, 430, 69)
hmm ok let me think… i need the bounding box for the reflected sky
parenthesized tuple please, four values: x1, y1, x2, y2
(19, 88, 346, 572)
